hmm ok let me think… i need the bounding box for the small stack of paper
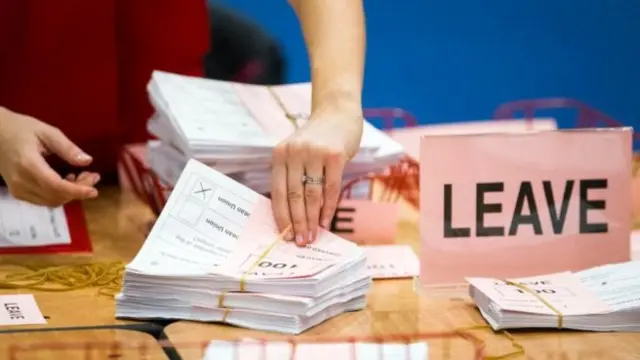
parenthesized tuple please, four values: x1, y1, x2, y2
(115, 159, 372, 334)
(145, 71, 404, 193)
(468, 261, 640, 332)
(202, 339, 429, 360)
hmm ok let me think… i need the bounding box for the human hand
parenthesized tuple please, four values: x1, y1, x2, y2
(0, 107, 100, 207)
(271, 107, 363, 246)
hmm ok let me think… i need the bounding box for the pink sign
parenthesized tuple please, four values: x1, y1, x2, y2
(389, 118, 558, 161)
(329, 199, 399, 245)
(420, 128, 632, 286)
(329, 179, 399, 245)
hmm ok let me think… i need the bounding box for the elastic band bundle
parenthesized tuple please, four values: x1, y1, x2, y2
(238, 225, 292, 293)
(503, 279, 564, 329)
(0, 261, 125, 297)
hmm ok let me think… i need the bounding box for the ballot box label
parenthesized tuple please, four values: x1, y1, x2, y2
(0, 294, 47, 326)
(419, 128, 632, 286)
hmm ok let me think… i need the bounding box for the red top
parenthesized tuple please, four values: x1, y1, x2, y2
(0, 0, 210, 177)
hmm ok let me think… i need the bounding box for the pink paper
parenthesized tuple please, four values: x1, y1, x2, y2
(330, 200, 399, 245)
(420, 128, 632, 286)
(389, 118, 557, 161)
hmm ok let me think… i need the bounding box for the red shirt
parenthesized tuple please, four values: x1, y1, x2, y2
(0, 0, 209, 177)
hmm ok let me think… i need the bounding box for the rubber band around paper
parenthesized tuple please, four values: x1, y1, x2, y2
(503, 279, 564, 329)
(238, 225, 292, 292)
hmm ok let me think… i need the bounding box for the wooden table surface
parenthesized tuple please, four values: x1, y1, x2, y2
(164, 198, 640, 360)
(0, 187, 156, 330)
(0, 329, 167, 360)
(0, 184, 638, 359)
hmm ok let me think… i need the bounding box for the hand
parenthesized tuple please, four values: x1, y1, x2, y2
(0, 107, 100, 207)
(271, 107, 363, 246)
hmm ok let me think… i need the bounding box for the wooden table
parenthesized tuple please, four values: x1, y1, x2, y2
(0, 329, 167, 360)
(164, 199, 640, 360)
(0, 187, 156, 330)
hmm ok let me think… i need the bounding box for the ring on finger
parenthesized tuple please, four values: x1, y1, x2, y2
(301, 175, 324, 186)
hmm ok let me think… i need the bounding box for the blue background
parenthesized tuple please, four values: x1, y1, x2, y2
(217, 0, 639, 131)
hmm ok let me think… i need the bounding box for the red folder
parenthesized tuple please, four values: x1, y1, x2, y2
(0, 200, 92, 255)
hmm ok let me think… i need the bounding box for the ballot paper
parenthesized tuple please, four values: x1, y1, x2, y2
(0, 188, 71, 247)
(144, 71, 404, 194)
(468, 261, 640, 332)
(202, 340, 429, 360)
(362, 245, 419, 279)
(117, 159, 371, 334)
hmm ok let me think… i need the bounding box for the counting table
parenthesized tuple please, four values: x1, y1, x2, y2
(0, 185, 639, 359)
(0, 187, 156, 330)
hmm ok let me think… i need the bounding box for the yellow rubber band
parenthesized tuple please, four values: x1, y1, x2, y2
(238, 225, 292, 292)
(503, 279, 564, 329)
(221, 308, 231, 323)
(0, 261, 125, 297)
(217, 291, 227, 308)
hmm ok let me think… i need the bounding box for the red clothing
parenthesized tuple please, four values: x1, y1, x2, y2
(0, 0, 209, 176)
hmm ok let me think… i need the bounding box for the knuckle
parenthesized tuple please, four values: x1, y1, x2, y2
(304, 186, 322, 202)
(287, 190, 303, 201)
(273, 143, 288, 159)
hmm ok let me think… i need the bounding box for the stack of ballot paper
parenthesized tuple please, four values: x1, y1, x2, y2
(468, 261, 640, 332)
(115, 159, 372, 334)
(202, 339, 429, 360)
(145, 70, 404, 193)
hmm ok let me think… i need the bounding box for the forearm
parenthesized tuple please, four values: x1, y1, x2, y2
(289, 0, 365, 115)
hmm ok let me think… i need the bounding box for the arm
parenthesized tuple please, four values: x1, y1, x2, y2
(288, 0, 366, 116)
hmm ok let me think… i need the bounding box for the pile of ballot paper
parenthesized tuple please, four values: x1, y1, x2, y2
(115, 159, 372, 334)
(145, 70, 404, 194)
(468, 261, 640, 332)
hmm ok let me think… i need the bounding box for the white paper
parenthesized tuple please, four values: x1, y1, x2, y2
(203, 340, 429, 360)
(0, 294, 47, 326)
(128, 159, 362, 279)
(577, 261, 640, 312)
(466, 272, 611, 316)
(127, 161, 262, 273)
(0, 188, 71, 248)
(152, 71, 275, 147)
(362, 245, 419, 279)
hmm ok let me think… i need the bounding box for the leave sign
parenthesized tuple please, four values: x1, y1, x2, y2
(419, 128, 632, 286)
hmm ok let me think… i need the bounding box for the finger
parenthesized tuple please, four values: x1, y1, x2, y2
(303, 159, 324, 244)
(25, 154, 98, 202)
(75, 171, 100, 186)
(65, 173, 76, 182)
(320, 153, 345, 229)
(286, 149, 308, 246)
(38, 126, 93, 167)
(271, 144, 293, 241)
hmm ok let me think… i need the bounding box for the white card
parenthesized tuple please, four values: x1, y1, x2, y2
(0, 294, 47, 326)
(361, 245, 419, 279)
(0, 188, 71, 248)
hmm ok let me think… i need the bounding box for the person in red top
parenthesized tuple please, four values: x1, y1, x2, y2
(0, 0, 365, 247)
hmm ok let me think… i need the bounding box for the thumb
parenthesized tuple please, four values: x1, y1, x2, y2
(38, 127, 93, 166)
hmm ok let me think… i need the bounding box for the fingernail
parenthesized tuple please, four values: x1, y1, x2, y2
(295, 234, 304, 246)
(76, 153, 92, 162)
(92, 174, 101, 185)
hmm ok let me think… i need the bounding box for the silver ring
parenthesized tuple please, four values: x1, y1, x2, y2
(302, 175, 324, 186)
